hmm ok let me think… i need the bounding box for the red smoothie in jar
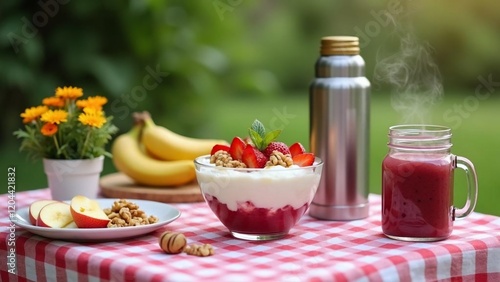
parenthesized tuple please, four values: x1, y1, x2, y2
(382, 153, 454, 239)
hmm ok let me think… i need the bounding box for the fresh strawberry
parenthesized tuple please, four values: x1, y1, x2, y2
(289, 142, 306, 157)
(292, 153, 315, 167)
(242, 146, 268, 168)
(263, 141, 290, 157)
(210, 144, 230, 155)
(243, 136, 253, 146)
(228, 137, 246, 161)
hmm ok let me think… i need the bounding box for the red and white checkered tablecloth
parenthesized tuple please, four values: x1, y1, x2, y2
(1, 189, 500, 282)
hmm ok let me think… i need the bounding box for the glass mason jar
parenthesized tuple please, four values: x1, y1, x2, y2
(381, 125, 478, 242)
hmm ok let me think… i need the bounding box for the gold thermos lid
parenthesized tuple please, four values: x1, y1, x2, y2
(320, 36, 360, 56)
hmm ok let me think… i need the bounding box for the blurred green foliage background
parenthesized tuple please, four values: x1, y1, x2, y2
(1, 1, 499, 215)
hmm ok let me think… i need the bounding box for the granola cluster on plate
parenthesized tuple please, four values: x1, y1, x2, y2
(104, 199, 159, 228)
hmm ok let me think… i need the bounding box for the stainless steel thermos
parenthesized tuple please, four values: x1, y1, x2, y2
(309, 36, 370, 220)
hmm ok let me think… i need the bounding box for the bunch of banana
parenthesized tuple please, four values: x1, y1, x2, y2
(142, 114, 228, 161)
(111, 112, 227, 187)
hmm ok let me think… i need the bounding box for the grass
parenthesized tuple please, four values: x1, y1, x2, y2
(3, 92, 499, 216)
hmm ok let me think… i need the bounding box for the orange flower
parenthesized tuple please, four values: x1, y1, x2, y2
(42, 97, 65, 107)
(20, 105, 49, 123)
(41, 123, 58, 136)
(55, 86, 83, 99)
(76, 95, 108, 110)
(41, 109, 68, 124)
(75, 99, 87, 109)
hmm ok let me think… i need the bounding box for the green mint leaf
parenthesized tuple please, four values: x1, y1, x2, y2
(264, 129, 281, 146)
(251, 119, 266, 138)
(248, 129, 264, 150)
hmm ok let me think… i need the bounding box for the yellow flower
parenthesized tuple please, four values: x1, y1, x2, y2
(83, 107, 104, 115)
(20, 105, 49, 123)
(41, 123, 58, 136)
(41, 109, 68, 124)
(55, 86, 83, 99)
(76, 95, 108, 110)
(42, 97, 65, 107)
(79, 107, 106, 128)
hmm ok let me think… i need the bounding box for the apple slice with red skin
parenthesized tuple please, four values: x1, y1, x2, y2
(63, 221, 78, 228)
(36, 202, 74, 228)
(70, 195, 110, 228)
(29, 199, 59, 225)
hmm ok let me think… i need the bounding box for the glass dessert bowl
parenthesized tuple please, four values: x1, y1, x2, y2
(194, 155, 323, 241)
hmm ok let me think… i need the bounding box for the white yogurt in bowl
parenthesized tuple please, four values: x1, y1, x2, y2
(194, 155, 323, 240)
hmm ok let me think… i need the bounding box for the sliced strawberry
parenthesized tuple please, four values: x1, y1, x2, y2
(229, 137, 246, 161)
(292, 153, 315, 167)
(289, 142, 306, 157)
(210, 144, 230, 155)
(263, 141, 290, 157)
(242, 146, 268, 168)
(243, 136, 253, 146)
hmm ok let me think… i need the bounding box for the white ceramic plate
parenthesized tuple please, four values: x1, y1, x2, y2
(13, 199, 181, 242)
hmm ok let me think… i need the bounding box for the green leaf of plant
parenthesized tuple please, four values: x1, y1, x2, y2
(264, 129, 281, 146)
(248, 128, 264, 150)
(251, 119, 266, 138)
(13, 129, 30, 139)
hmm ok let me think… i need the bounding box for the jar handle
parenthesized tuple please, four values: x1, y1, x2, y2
(453, 155, 478, 220)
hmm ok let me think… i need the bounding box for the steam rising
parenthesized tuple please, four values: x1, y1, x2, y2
(374, 22, 443, 124)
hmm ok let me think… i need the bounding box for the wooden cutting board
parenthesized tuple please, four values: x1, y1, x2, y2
(99, 173, 204, 203)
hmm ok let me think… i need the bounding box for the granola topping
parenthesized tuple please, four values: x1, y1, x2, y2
(210, 150, 246, 168)
(104, 199, 159, 228)
(265, 151, 293, 168)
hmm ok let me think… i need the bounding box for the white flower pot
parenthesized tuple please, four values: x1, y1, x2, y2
(43, 156, 104, 201)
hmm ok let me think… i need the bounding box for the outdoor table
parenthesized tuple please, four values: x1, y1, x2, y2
(2, 189, 500, 282)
